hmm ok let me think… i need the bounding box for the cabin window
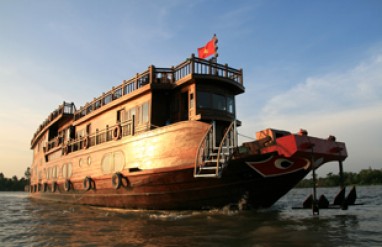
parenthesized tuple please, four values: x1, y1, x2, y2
(197, 91, 235, 114)
(137, 102, 149, 125)
(87, 105, 93, 114)
(114, 88, 123, 99)
(212, 94, 226, 111)
(142, 102, 149, 123)
(190, 93, 194, 108)
(227, 95, 235, 114)
(124, 82, 135, 94)
(117, 109, 125, 123)
(126, 107, 136, 121)
(104, 94, 113, 105)
(86, 124, 91, 136)
(81, 109, 86, 117)
(95, 100, 102, 110)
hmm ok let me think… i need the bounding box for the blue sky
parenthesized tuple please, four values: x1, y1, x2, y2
(1, 0, 381, 178)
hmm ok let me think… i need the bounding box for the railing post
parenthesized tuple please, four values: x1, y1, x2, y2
(171, 66, 175, 83)
(190, 54, 195, 74)
(208, 59, 212, 75)
(239, 68, 243, 84)
(149, 65, 155, 84)
(132, 115, 135, 136)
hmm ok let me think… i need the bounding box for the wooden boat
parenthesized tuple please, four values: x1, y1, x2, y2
(29, 55, 347, 210)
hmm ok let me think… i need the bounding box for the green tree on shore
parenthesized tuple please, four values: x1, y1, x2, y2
(297, 168, 382, 188)
(0, 167, 30, 191)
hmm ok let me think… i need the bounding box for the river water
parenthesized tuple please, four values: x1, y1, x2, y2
(1, 185, 381, 247)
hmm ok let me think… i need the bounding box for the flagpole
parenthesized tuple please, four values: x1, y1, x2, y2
(213, 34, 218, 62)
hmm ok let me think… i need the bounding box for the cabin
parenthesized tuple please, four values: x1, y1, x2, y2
(30, 55, 244, 183)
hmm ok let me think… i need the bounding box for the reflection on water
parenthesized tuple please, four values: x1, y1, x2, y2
(1, 186, 381, 247)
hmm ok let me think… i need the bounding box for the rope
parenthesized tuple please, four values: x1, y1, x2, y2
(238, 133, 256, 140)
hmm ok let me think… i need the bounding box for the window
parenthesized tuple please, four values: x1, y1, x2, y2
(104, 94, 112, 104)
(142, 102, 149, 123)
(190, 93, 194, 108)
(117, 109, 126, 123)
(227, 96, 234, 113)
(197, 91, 235, 114)
(212, 94, 226, 111)
(124, 82, 135, 94)
(114, 88, 123, 99)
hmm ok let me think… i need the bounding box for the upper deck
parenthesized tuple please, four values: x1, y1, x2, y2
(74, 54, 243, 121)
(30, 55, 244, 148)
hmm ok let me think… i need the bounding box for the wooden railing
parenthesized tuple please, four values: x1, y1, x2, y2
(62, 117, 149, 155)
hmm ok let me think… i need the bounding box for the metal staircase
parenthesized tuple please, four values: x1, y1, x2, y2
(194, 121, 237, 178)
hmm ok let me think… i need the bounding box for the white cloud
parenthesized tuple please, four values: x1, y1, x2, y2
(238, 52, 382, 175)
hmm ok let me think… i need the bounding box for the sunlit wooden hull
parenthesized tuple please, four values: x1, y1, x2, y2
(30, 157, 309, 210)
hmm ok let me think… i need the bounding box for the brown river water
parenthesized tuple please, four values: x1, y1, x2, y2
(1, 185, 381, 246)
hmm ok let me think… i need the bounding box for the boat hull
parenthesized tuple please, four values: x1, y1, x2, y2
(30, 155, 309, 210)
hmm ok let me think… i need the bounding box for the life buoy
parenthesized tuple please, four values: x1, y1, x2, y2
(51, 182, 57, 192)
(43, 183, 48, 192)
(113, 125, 122, 141)
(83, 177, 93, 191)
(83, 136, 89, 149)
(64, 179, 71, 191)
(111, 172, 123, 189)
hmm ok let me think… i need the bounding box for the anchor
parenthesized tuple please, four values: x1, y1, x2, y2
(299, 160, 361, 215)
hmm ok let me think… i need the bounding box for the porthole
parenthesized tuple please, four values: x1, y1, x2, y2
(101, 151, 125, 174)
(101, 153, 113, 174)
(79, 158, 85, 168)
(62, 163, 73, 178)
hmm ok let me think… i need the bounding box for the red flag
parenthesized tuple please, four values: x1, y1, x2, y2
(198, 37, 217, 59)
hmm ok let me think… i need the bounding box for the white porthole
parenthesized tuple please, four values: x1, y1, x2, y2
(101, 151, 125, 174)
(62, 163, 73, 178)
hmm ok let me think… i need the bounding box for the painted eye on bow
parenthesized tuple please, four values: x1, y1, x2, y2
(275, 159, 294, 169)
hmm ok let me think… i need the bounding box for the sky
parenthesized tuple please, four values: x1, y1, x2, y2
(1, 0, 381, 178)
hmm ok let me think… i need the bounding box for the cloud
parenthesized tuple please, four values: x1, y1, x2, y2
(260, 54, 382, 121)
(239, 52, 382, 175)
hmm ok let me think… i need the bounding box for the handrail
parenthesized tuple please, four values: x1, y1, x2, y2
(194, 121, 237, 178)
(194, 124, 213, 177)
(216, 121, 237, 169)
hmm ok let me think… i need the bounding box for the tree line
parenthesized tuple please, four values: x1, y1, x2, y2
(297, 168, 382, 188)
(0, 167, 31, 191)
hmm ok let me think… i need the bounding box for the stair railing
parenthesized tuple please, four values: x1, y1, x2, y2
(194, 120, 237, 178)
